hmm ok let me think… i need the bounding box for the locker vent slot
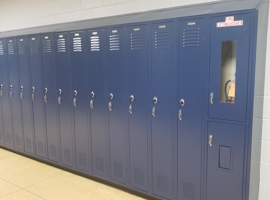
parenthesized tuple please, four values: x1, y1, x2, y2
(18, 41, 26, 55)
(109, 35, 120, 51)
(155, 31, 169, 49)
(30, 40, 38, 54)
(15, 135, 21, 147)
(6, 132, 11, 144)
(43, 39, 52, 53)
(114, 161, 123, 178)
(50, 144, 57, 158)
(79, 152, 87, 167)
(57, 38, 66, 53)
(90, 36, 100, 51)
(96, 156, 104, 172)
(26, 138, 32, 150)
(182, 182, 195, 200)
(183, 28, 200, 48)
(157, 175, 168, 193)
(64, 148, 71, 162)
(0, 42, 4, 55)
(8, 42, 15, 55)
(130, 33, 143, 50)
(73, 37, 82, 52)
(134, 168, 144, 185)
(37, 141, 44, 154)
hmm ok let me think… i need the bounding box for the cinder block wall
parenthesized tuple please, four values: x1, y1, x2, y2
(0, 0, 269, 200)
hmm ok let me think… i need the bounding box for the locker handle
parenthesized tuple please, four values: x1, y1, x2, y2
(58, 96, 61, 105)
(129, 104, 133, 114)
(73, 98, 77, 107)
(44, 95, 47, 103)
(209, 134, 213, 147)
(20, 92, 23, 100)
(210, 93, 214, 104)
(9, 85, 13, 99)
(0, 84, 3, 97)
(109, 102, 112, 111)
(179, 109, 182, 121)
(31, 93, 35, 101)
(90, 100, 94, 109)
(152, 107, 156, 117)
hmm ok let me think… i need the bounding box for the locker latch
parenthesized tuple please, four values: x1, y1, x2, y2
(180, 99, 185, 107)
(31, 87, 35, 101)
(20, 86, 24, 100)
(58, 89, 62, 105)
(152, 96, 158, 117)
(109, 93, 113, 100)
(73, 90, 77, 107)
(44, 88, 48, 103)
(9, 85, 13, 99)
(0, 84, 3, 97)
(210, 93, 214, 104)
(179, 110, 182, 121)
(129, 95, 134, 114)
(209, 134, 213, 147)
(108, 93, 113, 111)
(90, 91, 94, 109)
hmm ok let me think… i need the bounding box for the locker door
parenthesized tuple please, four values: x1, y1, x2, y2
(206, 122, 245, 200)
(55, 33, 74, 168)
(126, 24, 149, 192)
(18, 37, 35, 155)
(105, 27, 127, 184)
(69, 31, 89, 172)
(1, 39, 13, 148)
(0, 40, 4, 146)
(208, 14, 251, 122)
(87, 29, 107, 178)
(29, 35, 47, 158)
(7, 38, 24, 151)
(177, 19, 205, 200)
(0, 39, 13, 148)
(41, 34, 60, 163)
(151, 21, 176, 199)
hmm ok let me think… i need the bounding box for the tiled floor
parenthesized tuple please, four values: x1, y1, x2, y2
(0, 148, 145, 200)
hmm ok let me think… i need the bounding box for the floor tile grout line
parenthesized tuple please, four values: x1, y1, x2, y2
(22, 189, 47, 200)
(0, 189, 23, 199)
(0, 177, 24, 189)
(23, 173, 63, 189)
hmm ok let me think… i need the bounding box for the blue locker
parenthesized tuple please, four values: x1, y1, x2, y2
(17, 37, 35, 154)
(0, 39, 14, 148)
(7, 38, 24, 151)
(69, 31, 89, 172)
(28, 35, 47, 158)
(126, 24, 149, 192)
(105, 27, 127, 184)
(151, 21, 176, 199)
(177, 19, 205, 200)
(41, 34, 60, 163)
(87, 29, 107, 178)
(207, 122, 245, 200)
(0, 39, 11, 145)
(55, 33, 74, 168)
(208, 14, 251, 122)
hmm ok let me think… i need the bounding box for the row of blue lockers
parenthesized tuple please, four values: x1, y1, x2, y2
(0, 11, 255, 200)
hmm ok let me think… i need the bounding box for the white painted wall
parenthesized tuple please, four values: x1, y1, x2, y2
(0, 0, 269, 200)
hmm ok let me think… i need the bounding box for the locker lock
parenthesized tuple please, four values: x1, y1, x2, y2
(130, 95, 135, 102)
(58, 89, 62, 95)
(109, 93, 113, 100)
(10, 85, 13, 89)
(44, 88, 48, 93)
(153, 96, 158, 104)
(32, 87, 35, 92)
(20, 86, 24, 91)
(74, 90, 78, 96)
(91, 91, 95, 98)
(180, 99, 185, 107)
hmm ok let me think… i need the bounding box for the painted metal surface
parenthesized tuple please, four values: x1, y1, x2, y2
(69, 31, 90, 172)
(151, 21, 176, 199)
(28, 35, 47, 159)
(55, 32, 74, 168)
(87, 29, 107, 178)
(41, 34, 60, 163)
(177, 18, 205, 200)
(17, 37, 35, 155)
(126, 24, 149, 192)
